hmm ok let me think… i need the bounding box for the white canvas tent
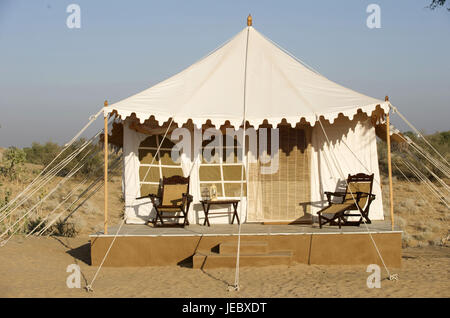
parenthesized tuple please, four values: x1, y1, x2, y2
(104, 24, 389, 225)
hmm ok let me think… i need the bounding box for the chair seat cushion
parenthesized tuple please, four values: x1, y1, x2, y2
(318, 202, 355, 216)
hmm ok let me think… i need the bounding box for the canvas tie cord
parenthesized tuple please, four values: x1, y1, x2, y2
(37, 156, 123, 237)
(231, 25, 251, 292)
(0, 114, 118, 246)
(24, 145, 103, 237)
(34, 154, 106, 236)
(400, 158, 449, 208)
(317, 115, 398, 282)
(405, 159, 449, 203)
(408, 138, 450, 178)
(406, 148, 450, 193)
(392, 161, 442, 222)
(392, 105, 450, 168)
(402, 145, 450, 196)
(0, 112, 112, 232)
(0, 108, 104, 217)
(0, 132, 100, 224)
(0, 127, 110, 246)
(85, 117, 175, 292)
(396, 133, 450, 179)
(20, 121, 120, 238)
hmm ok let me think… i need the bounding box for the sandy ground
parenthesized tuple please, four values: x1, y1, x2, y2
(0, 235, 448, 298)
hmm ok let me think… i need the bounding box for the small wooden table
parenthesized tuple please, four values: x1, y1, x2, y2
(200, 199, 240, 226)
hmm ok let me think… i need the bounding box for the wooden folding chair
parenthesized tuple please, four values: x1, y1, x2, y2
(318, 173, 376, 228)
(137, 175, 193, 227)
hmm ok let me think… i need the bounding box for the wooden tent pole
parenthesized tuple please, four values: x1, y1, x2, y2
(104, 100, 108, 235)
(385, 96, 395, 230)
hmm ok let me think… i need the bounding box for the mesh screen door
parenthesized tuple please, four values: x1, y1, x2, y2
(247, 126, 311, 222)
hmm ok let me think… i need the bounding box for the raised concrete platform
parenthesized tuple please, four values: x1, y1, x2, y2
(193, 241, 293, 269)
(89, 221, 402, 268)
(219, 241, 268, 254)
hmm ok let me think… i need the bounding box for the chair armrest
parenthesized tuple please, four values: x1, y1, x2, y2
(136, 193, 161, 204)
(324, 191, 346, 204)
(355, 192, 376, 200)
(136, 193, 160, 199)
(182, 193, 194, 203)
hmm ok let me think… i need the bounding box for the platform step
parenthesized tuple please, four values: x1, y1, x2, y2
(193, 251, 292, 269)
(219, 241, 268, 255)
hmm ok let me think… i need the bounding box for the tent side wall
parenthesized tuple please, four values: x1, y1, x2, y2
(310, 114, 384, 220)
(123, 120, 152, 224)
(123, 113, 385, 224)
(122, 121, 248, 225)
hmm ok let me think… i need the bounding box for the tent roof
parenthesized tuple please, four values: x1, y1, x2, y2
(104, 26, 389, 128)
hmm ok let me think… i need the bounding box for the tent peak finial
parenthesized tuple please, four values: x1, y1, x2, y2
(104, 100, 108, 107)
(385, 96, 389, 101)
(247, 14, 252, 26)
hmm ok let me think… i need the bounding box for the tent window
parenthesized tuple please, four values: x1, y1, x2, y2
(199, 134, 247, 199)
(138, 135, 183, 196)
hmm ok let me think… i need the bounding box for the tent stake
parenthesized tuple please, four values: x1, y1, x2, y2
(385, 96, 395, 231)
(104, 100, 108, 235)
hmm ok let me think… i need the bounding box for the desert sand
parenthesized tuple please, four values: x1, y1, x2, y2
(1, 159, 448, 298)
(0, 235, 448, 298)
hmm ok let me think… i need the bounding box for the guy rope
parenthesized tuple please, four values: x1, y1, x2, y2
(85, 117, 175, 292)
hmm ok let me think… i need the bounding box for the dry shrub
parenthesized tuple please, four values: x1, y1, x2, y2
(24, 217, 79, 237)
(396, 216, 407, 229)
(26, 217, 48, 235)
(416, 199, 426, 207)
(399, 198, 420, 214)
(71, 215, 86, 230)
(51, 218, 78, 237)
(413, 230, 434, 242)
(402, 232, 418, 248)
(79, 200, 97, 215)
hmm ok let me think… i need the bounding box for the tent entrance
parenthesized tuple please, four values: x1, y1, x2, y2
(247, 126, 312, 222)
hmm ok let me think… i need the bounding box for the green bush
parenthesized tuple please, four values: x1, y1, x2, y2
(23, 142, 60, 166)
(0, 183, 11, 209)
(23, 140, 120, 178)
(0, 147, 26, 180)
(378, 130, 450, 181)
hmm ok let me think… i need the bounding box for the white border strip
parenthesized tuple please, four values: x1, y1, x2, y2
(90, 230, 403, 238)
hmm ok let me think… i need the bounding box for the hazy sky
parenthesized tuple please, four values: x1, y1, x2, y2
(0, 0, 449, 148)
